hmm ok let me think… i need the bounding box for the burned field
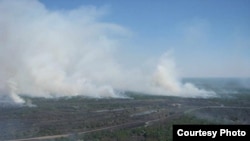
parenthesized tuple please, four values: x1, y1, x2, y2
(1, 88, 250, 141)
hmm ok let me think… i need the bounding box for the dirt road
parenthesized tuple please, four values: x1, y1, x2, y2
(7, 120, 145, 141)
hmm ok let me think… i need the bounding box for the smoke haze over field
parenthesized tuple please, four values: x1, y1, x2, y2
(0, 0, 216, 105)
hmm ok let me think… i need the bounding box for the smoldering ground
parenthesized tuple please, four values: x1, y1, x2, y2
(0, 0, 215, 106)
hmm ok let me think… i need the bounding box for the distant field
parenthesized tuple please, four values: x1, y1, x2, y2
(1, 78, 250, 141)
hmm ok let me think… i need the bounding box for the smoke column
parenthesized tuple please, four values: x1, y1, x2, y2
(0, 0, 215, 106)
(147, 53, 215, 97)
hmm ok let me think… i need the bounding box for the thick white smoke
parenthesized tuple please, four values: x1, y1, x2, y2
(150, 53, 216, 97)
(0, 0, 215, 105)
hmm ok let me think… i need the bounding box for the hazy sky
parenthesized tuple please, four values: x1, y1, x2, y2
(40, 0, 250, 77)
(2, 0, 249, 105)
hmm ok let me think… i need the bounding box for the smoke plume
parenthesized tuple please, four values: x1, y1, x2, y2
(0, 0, 215, 106)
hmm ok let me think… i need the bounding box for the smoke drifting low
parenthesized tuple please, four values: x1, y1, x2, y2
(0, 0, 215, 106)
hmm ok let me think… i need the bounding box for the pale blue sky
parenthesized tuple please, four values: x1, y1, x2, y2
(40, 0, 250, 77)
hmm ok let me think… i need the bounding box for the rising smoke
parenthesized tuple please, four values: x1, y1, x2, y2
(0, 0, 215, 106)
